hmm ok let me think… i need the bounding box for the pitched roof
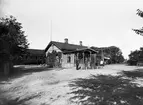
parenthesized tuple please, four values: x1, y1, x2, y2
(45, 41, 88, 52)
(27, 49, 44, 55)
(63, 48, 98, 54)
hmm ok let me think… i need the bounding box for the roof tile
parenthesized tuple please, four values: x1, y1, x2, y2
(45, 41, 87, 52)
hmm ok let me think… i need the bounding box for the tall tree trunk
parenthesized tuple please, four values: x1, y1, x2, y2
(3, 62, 10, 76)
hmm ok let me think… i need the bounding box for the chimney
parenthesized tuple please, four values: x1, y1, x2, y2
(64, 38, 68, 44)
(79, 41, 82, 46)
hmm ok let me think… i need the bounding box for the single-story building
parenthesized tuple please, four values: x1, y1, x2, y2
(13, 49, 45, 65)
(45, 38, 98, 69)
(21, 49, 45, 64)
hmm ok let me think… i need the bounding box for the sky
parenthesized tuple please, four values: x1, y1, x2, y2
(1, 0, 143, 59)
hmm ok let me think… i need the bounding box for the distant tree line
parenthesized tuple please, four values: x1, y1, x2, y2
(91, 46, 125, 64)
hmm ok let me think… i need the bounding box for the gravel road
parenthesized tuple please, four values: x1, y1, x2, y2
(0, 64, 141, 105)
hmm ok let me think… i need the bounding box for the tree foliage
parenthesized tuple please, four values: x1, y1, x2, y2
(128, 9, 143, 65)
(108, 46, 124, 64)
(91, 46, 124, 64)
(133, 9, 143, 35)
(128, 47, 143, 65)
(0, 16, 29, 64)
(46, 50, 62, 67)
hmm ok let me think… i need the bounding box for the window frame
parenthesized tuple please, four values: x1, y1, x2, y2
(67, 55, 71, 63)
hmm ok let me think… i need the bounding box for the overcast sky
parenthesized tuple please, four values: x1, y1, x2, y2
(1, 0, 143, 59)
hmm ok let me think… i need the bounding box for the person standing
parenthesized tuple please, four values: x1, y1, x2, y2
(76, 58, 79, 70)
(100, 60, 104, 68)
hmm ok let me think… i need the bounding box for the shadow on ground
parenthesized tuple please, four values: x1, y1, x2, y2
(0, 66, 53, 83)
(121, 69, 143, 79)
(0, 91, 45, 105)
(69, 75, 143, 105)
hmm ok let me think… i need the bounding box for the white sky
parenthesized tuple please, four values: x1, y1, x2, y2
(2, 0, 143, 59)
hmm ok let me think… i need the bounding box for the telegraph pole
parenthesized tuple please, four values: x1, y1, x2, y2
(49, 20, 52, 41)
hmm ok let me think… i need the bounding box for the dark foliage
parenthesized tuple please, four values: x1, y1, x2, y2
(69, 75, 143, 105)
(0, 16, 29, 63)
(133, 9, 143, 35)
(108, 46, 125, 64)
(127, 47, 143, 65)
(130, 9, 143, 65)
(137, 9, 143, 18)
(46, 50, 62, 67)
(91, 46, 124, 64)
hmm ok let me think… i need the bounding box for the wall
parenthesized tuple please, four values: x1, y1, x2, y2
(46, 44, 76, 68)
(22, 54, 45, 64)
(61, 54, 75, 68)
(46, 44, 62, 67)
(46, 44, 61, 57)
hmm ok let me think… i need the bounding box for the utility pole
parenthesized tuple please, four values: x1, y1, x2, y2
(49, 20, 52, 41)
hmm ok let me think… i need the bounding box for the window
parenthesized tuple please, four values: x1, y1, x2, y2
(67, 55, 71, 63)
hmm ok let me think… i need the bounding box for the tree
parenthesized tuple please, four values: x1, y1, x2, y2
(127, 47, 143, 65)
(107, 46, 124, 64)
(128, 50, 140, 65)
(133, 9, 143, 35)
(91, 46, 124, 64)
(0, 16, 29, 74)
(0, 24, 9, 63)
(128, 9, 143, 65)
(46, 50, 62, 67)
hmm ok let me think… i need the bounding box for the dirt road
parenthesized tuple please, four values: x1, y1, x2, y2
(0, 64, 141, 105)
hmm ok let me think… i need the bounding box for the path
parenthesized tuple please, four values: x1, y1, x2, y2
(0, 64, 141, 105)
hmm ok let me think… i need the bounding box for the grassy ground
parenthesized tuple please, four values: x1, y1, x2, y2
(0, 64, 143, 105)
